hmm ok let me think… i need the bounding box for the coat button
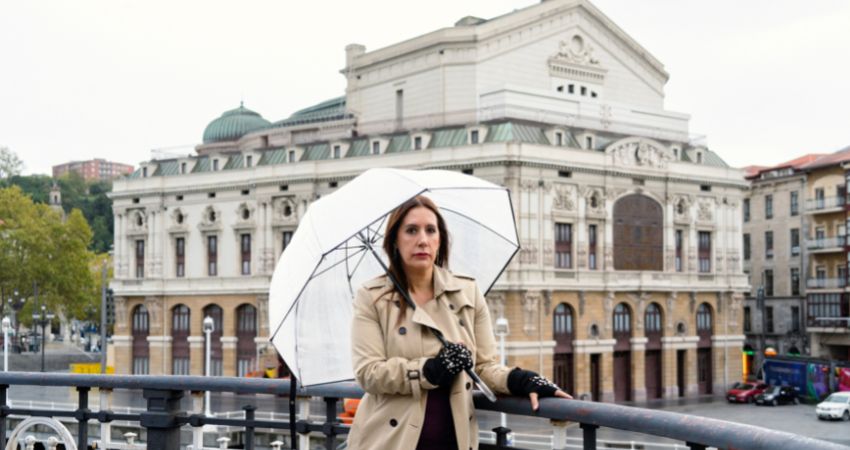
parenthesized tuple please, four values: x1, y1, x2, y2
(458, 319, 465, 327)
(449, 303, 455, 310)
(466, 382, 471, 390)
(389, 419, 398, 427)
(398, 326, 407, 335)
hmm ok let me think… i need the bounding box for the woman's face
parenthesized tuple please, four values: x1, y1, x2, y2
(396, 206, 440, 274)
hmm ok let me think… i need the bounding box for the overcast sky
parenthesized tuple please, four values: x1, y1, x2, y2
(1, 0, 848, 175)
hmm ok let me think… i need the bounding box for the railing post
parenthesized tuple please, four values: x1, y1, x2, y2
(140, 389, 184, 450)
(323, 397, 339, 450)
(76, 386, 91, 450)
(298, 396, 310, 450)
(190, 391, 204, 450)
(99, 388, 113, 449)
(243, 404, 256, 450)
(492, 426, 512, 448)
(580, 423, 598, 450)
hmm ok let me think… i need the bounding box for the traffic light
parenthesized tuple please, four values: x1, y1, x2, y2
(105, 288, 115, 326)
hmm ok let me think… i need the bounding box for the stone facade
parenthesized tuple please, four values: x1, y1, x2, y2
(108, 0, 749, 401)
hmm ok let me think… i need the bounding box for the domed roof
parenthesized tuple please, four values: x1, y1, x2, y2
(202, 103, 271, 144)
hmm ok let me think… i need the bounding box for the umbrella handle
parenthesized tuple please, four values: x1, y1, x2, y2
(467, 368, 497, 402)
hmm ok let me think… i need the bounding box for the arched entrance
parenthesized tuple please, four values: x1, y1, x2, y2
(696, 303, 714, 394)
(613, 303, 633, 402)
(236, 304, 258, 377)
(552, 303, 575, 395)
(171, 305, 190, 375)
(613, 195, 663, 271)
(131, 305, 149, 375)
(644, 302, 663, 399)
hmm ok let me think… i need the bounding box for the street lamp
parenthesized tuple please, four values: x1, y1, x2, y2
(32, 304, 54, 372)
(203, 316, 214, 417)
(494, 317, 510, 429)
(2, 316, 10, 372)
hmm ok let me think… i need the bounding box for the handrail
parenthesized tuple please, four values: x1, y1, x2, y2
(0, 373, 845, 450)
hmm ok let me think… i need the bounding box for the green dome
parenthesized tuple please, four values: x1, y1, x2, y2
(202, 103, 271, 144)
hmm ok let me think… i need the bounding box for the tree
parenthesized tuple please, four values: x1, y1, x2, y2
(0, 147, 24, 179)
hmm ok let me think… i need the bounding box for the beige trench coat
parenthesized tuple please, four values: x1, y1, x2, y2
(347, 265, 514, 450)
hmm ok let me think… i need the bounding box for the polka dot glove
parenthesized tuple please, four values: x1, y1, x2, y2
(507, 368, 560, 398)
(422, 342, 473, 387)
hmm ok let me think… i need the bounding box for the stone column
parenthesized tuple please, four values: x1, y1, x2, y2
(147, 336, 171, 375)
(630, 336, 648, 402)
(222, 336, 238, 376)
(661, 335, 699, 398)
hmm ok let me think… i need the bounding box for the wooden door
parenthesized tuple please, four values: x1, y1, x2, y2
(698, 348, 713, 395)
(677, 350, 686, 397)
(553, 353, 574, 396)
(613, 351, 632, 402)
(613, 194, 663, 270)
(645, 350, 662, 399)
(590, 354, 601, 402)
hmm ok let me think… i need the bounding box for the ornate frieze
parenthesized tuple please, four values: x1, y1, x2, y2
(548, 34, 607, 84)
(486, 292, 506, 326)
(551, 183, 577, 212)
(606, 138, 675, 169)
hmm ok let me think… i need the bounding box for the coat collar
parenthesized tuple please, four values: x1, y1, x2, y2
(366, 265, 470, 307)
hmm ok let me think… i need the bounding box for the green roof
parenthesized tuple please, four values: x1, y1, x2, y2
(152, 160, 179, 176)
(385, 135, 411, 154)
(202, 103, 271, 144)
(428, 128, 467, 148)
(346, 139, 370, 158)
(301, 143, 330, 161)
(223, 154, 244, 170)
(128, 168, 143, 179)
(273, 97, 351, 128)
(486, 122, 550, 145)
(258, 149, 287, 166)
(191, 157, 211, 173)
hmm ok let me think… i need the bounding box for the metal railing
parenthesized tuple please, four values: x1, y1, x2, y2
(0, 372, 845, 450)
(806, 196, 846, 212)
(807, 235, 846, 250)
(806, 277, 847, 289)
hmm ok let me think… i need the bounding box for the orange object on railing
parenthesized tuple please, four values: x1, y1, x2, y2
(338, 398, 360, 424)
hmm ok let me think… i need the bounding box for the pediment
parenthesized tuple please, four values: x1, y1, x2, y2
(606, 138, 675, 169)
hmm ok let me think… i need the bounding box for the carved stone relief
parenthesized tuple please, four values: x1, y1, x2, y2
(274, 197, 298, 225)
(697, 198, 714, 223)
(630, 292, 651, 329)
(606, 138, 675, 169)
(578, 291, 586, 316)
(604, 291, 615, 332)
(486, 292, 507, 326)
(257, 294, 270, 335)
(583, 187, 606, 217)
(519, 240, 539, 265)
(666, 292, 676, 331)
(521, 291, 541, 335)
(551, 184, 577, 212)
(556, 35, 600, 66)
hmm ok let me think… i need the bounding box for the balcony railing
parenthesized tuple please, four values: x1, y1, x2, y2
(807, 236, 846, 250)
(806, 277, 847, 289)
(808, 316, 850, 328)
(806, 196, 845, 212)
(0, 373, 844, 450)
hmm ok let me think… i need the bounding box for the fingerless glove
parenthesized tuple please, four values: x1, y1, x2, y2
(507, 368, 560, 397)
(422, 342, 473, 387)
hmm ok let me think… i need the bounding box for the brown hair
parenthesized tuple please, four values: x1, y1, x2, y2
(382, 195, 450, 321)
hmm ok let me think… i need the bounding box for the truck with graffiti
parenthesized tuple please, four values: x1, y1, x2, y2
(763, 356, 850, 401)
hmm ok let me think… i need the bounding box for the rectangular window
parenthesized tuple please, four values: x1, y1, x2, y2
(413, 136, 422, 150)
(180, 162, 187, 174)
(585, 136, 593, 149)
(838, 185, 846, 203)
(282, 231, 293, 255)
(372, 141, 380, 154)
(790, 191, 799, 216)
(175, 237, 185, 278)
(743, 307, 751, 333)
(791, 306, 800, 332)
(333, 145, 341, 158)
(743, 234, 751, 261)
(791, 268, 800, 296)
(766, 306, 774, 333)
(241, 234, 251, 275)
(288, 150, 295, 162)
(207, 235, 218, 276)
(172, 358, 190, 375)
(765, 231, 773, 259)
(764, 269, 774, 297)
(588, 224, 597, 270)
(839, 266, 847, 286)
(554, 223, 572, 269)
(555, 132, 563, 146)
(133, 357, 149, 375)
(246, 155, 253, 167)
(815, 188, 825, 208)
(395, 89, 403, 127)
(135, 240, 145, 278)
(675, 229, 684, 271)
(790, 228, 800, 256)
(212, 159, 219, 171)
(470, 130, 479, 144)
(698, 231, 711, 273)
(765, 194, 773, 219)
(743, 198, 750, 222)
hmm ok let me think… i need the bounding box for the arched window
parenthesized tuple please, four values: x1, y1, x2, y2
(613, 303, 632, 334)
(171, 305, 190, 375)
(553, 303, 574, 336)
(132, 305, 149, 375)
(697, 303, 713, 333)
(645, 303, 662, 334)
(236, 304, 258, 377)
(613, 194, 663, 270)
(203, 304, 224, 376)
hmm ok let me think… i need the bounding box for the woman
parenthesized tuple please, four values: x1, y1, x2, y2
(348, 196, 571, 450)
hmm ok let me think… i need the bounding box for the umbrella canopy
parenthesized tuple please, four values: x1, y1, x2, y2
(269, 168, 519, 387)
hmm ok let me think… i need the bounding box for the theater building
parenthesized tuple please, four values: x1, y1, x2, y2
(109, 0, 748, 401)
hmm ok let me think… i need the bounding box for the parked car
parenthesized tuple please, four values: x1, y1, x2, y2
(755, 386, 798, 406)
(816, 392, 850, 421)
(726, 382, 769, 403)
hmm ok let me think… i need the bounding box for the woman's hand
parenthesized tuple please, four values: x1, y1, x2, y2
(508, 368, 573, 411)
(422, 342, 474, 387)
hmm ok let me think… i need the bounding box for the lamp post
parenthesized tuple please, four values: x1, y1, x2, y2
(2, 316, 10, 372)
(33, 305, 54, 372)
(494, 317, 509, 429)
(203, 316, 214, 417)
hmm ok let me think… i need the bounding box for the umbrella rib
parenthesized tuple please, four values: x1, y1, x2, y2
(311, 247, 367, 279)
(439, 205, 518, 247)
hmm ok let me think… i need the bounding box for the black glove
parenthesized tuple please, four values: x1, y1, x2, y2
(507, 368, 560, 397)
(422, 342, 473, 387)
